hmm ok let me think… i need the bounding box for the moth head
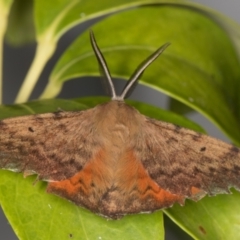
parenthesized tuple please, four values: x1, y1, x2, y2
(90, 30, 170, 101)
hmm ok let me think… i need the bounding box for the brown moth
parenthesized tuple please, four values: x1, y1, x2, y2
(1, 30, 240, 219)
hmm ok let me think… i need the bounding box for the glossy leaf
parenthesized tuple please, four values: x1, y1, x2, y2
(15, 0, 160, 103)
(43, 5, 240, 144)
(34, 0, 154, 38)
(5, 0, 35, 46)
(168, 98, 193, 115)
(165, 190, 240, 240)
(0, 171, 163, 240)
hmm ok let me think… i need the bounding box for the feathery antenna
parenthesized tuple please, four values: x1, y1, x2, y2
(90, 30, 117, 99)
(120, 43, 170, 99)
(90, 30, 170, 101)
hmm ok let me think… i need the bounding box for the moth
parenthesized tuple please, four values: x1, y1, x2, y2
(0, 30, 240, 219)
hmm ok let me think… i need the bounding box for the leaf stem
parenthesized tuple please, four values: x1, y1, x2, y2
(0, 23, 5, 105)
(0, 2, 11, 105)
(39, 80, 61, 100)
(14, 38, 56, 103)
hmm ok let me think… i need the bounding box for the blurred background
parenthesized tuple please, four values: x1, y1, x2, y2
(1, 0, 240, 239)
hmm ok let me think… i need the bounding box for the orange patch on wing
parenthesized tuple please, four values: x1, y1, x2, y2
(48, 170, 89, 195)
(119, 150, 185, 207)
(136, 158, 184, 206)
(48, 149, 108, 196)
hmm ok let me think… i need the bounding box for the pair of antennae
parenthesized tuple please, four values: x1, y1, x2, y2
(89, 30, 170, 101)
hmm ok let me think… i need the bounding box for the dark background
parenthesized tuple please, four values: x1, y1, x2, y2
(1, 0, 240, 239)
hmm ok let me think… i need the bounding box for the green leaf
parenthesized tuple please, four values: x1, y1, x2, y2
(0, 171, 163, 240)
(168, 98, 194, 115)
(42, 4, 240, 145)
(34, 0, 150, 39)
(0, 98, 87, 119)
(34, 0, 79, 39)
(165, 190, 240, 240)
(182, 1, 240, 119)
(190, 1, 240, 62)
(16, 0, 157, 103)
(0, 97, 202, 240)
(193, 2, 240, 120)
(5, 0, 35, 46)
